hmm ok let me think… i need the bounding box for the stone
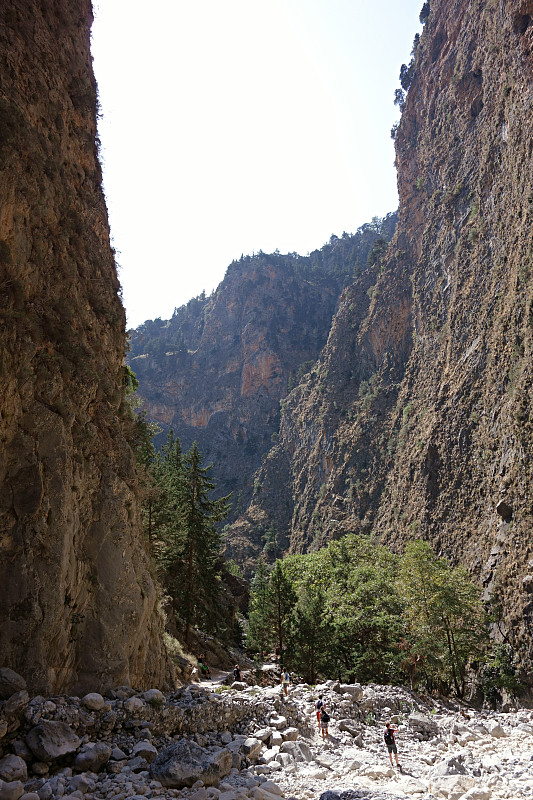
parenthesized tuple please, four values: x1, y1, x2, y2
(241, 739, 262, 760)
(132, 741, 158, 763)
(124, 697, 145, 714)
(408, 713, 439, 738)
(259, 781, 283, 796)
(337, 719, 359, 737)
(269, 716, 287, 730)
(80, 694, 105, 712)
(432, 757, 468, 776)
(230, 682, 247, 691)
(253, 729, 272, 743)
(280, 728, 298, 742)
(3, 693, 30, 719)
(150, 740, 232, 788)
(0, 671, 27, 701)
(460, 790, 491, 800)
(0, 758, 27, 783)
(270, 732, 283, 747)
(20, 794, 40, 800)
(489, 724, 506, 738)
(252, 788, 283, 800)
(338, 684, 363, 701)
(0, 781, 24, 800)
(0, 722, 7, 740)
(279, 742, 312, 762)
(26, 721, 81, 762)
(143, 689, 165, 706)
(73, 742, 112, 772)
(263, 747, 280, 764)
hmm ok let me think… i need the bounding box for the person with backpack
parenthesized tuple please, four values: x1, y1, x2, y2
(384, 721, 401, 769)
(280, 668, 290, 696)
(315, 695, 324, 729)
(320, 706, 330, 740)
(233, 664, 242, 682)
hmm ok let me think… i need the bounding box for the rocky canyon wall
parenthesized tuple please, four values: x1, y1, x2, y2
(128, 223, 395, 522)
(227, 0, 533, 681)
(0, 1, 172, 693)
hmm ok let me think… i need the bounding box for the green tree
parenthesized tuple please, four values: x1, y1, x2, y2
(246, 556, 275, 656)
(397, 540, 488, 697)
(155, 437, 231, 648)
(178, 442, 231, 647)
(269, 559, 297, 663)
(290, 585, 333, 683)
(324, 536, 404, 683)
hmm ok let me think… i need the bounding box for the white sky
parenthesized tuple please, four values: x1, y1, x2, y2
(91, 0, 422, 329)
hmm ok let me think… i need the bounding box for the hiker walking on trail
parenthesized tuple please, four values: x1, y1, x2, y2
(281, 668, 290, 696)
(233, 664, 242, 682)
(319, 706, 330, 740)
(315, 695, 324, 729)
(384, 721, 401, 769)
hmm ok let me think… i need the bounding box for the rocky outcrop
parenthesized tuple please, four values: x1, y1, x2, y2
(226, 0, 533, 680)
(128, 221, 396, 521)
(0, 1, 172, 693)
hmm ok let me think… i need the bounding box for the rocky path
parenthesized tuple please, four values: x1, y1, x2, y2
(0, 669, 532, 800)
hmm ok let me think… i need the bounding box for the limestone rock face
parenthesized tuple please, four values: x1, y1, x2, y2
(227, 0, 533, 680)
(0, 1, 172, 693)
(128, 222, 396, 526)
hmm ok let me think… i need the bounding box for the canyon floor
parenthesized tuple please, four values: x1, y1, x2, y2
(0, 667, 531, 800)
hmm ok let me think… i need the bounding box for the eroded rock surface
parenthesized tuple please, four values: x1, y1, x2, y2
(0, 0, 172, 693)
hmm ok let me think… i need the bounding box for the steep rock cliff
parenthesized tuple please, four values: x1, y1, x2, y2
(128, 221, 396, 520)
(0, 0, 172, 693)
(227, 0, 533, 678)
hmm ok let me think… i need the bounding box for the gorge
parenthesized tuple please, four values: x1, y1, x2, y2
(1, 0, 533, 703)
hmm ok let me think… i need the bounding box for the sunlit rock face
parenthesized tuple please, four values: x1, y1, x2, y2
(0, 0, 172, 694)
(128, 223, 395, 524)
(226, 0, 533, 687)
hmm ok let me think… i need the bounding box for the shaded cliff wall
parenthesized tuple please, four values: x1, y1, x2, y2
(227, 0, 533, 675)
(0, 1, 172, 693)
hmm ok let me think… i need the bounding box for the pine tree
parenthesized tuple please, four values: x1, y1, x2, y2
(269, 559, 297, 662)
(175, 442, 231, 647)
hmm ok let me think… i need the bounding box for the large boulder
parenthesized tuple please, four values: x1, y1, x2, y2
(408, 713, 439, 739)
(280, 741, 312, 763)
(80, 693, 105, 712)
(0, 671, 26, 701)
(150, 740, 232, 788)
(338, 719, 359, 737)
(431, 756, 467, 776)
(73, 742, 112, 772)
(338, 684, 363, 701)
(0, 780, 24, 800)
(25, 721, 81, 762)
(0, 757, 27, 783)
(241, 738, 262, 760)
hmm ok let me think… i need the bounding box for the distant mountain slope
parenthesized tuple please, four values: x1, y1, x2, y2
(128, 216, 396, 519)
(225, 0, 533, 685)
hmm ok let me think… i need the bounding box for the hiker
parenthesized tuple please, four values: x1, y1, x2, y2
(198, 655, 211, 680)
(320, 706, 330, 740)
(315, 695, 324, 728)
(281, 668, 290, 696)
(384, 721, 401, 769)
(233, 664, 242, 682)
